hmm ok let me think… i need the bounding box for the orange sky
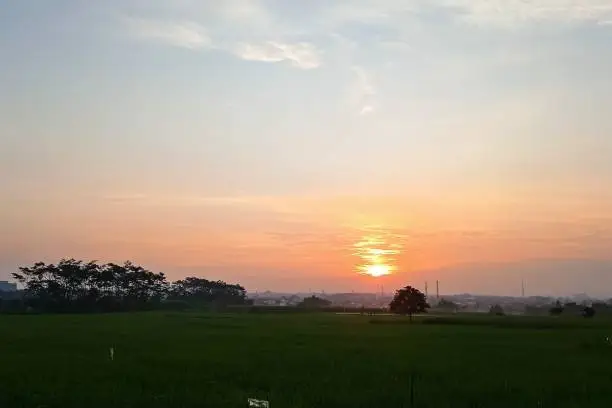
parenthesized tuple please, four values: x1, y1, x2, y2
(3, 184, 612, 296)
(2, 0, 612, 296)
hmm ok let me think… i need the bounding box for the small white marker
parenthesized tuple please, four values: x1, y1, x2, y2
(109, 347, 115, 361)
(248, 398, 269, 408)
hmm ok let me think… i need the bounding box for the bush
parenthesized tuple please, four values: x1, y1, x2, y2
(549, 306, 564, 316)
(489, 304, 505, 316)
(582, 306, 596, 318)
(0, 298, 27, 314)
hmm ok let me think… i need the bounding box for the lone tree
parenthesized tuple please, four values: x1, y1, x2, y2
(389, 286, 429, 320)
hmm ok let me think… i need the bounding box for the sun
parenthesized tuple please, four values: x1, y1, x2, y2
(353, 227, 401, 278)
(364, 264, 392, 278)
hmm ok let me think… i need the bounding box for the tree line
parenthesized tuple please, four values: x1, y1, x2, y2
(4, 259, 249, 313)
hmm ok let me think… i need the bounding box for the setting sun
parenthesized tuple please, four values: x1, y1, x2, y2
(354, 227, 402, 277)
(364, 264, 392, 277)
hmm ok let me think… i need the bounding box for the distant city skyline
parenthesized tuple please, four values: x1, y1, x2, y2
(2, 1, 612, 296)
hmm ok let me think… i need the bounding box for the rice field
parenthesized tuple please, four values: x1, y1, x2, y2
(1, 312, 611, 408)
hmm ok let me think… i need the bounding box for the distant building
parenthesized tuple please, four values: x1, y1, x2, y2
(0, 281, 17, 292)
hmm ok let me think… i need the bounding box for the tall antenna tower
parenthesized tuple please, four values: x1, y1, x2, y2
(436, 280, 440, 300)
(521, 279, 526, 297)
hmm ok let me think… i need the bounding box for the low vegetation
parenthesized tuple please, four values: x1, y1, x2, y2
(4, 261, 612, 406)
(2, 312, 612, 407)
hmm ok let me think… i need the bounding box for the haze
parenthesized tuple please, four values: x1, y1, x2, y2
(1, 1, 612, 297)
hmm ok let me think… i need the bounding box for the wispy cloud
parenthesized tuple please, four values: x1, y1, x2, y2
(324, 0, 612, 29)
(126, 18, 211, 49)
(446, 0, 612, 28)
(125, 16, 321, 70)
(350, 66, 377, 115)
(233, 41, 321, 69)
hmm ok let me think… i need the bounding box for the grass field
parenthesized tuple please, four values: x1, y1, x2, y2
(1, 312, 612, 408)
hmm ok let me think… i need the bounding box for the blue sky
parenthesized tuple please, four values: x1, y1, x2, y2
(1, 1, 612, 295)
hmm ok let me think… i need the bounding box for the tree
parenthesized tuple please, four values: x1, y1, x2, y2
(563, 302, 582, 315)
(389, 286, 429, 320)
(13, 259, 168, 313)
(592, 302, 612, 316)
(582, 306, 595, 318)
(168, 277, 249, 308)
(11, 259, 254, 314)
(549, 300, 564, 316)
(489, 304, 505, 316)
(297, 296, 331, 309)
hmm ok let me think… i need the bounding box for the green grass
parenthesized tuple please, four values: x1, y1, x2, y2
(1, 312, 612, 408)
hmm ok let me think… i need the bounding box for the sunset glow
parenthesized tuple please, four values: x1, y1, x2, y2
(354, 228, 401, 278)
(2, 1, 612, 296)
(364, 264, 392, 278)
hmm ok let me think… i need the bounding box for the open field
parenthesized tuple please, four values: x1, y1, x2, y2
(1, 312, 612, 408)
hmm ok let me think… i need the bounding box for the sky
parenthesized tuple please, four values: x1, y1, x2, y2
(1, 0, 612, 296)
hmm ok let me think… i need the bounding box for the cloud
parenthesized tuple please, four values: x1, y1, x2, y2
(126, 18, 211, 49)
(359, 105, 375, 115)
(125, 15, 322, 70)
(323, 0, 612, 29)
(232, 41, 321, 69)
(122, 0, 611, 83)
(444, 0, 612, 28)
(350, 66, 377, 115)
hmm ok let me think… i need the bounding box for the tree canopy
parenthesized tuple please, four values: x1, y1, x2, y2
(582, 306, 595, 318)
(168, 277, 248, 307)
(297, 296, 332, 309)
(549, 300, 564, 316)
(389, 286, 429, 318)
(489, 304, 505, 316)
(11, 259, 249, 313)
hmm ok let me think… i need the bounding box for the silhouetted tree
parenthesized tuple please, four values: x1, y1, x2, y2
(297, 296, 331, 309)
(582, 306, 595, 318)
(592, 302, 612, 316)
(489, 304, 505, 316)
(389, 286, 429, 320)
(13, 260, 252, 313)
(13, 259, 168, 313)
(563, 302, 583, 315)
(549, 300, 564, 316)
(169, 277, 249, 308)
